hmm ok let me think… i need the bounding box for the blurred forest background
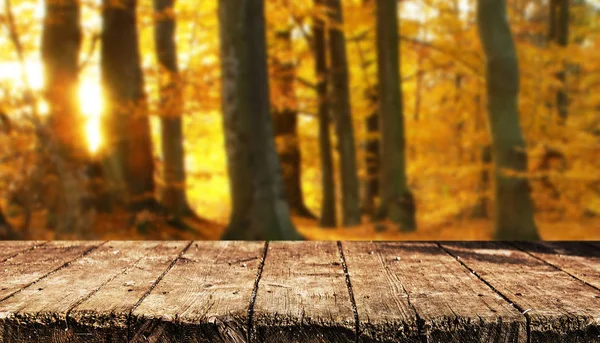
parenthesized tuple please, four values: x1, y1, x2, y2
(0, 0, 599, 240)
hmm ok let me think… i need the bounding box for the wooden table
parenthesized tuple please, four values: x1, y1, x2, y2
(0, 241, 599, 342)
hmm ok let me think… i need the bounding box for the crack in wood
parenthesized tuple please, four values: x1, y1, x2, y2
(65, 254, 149, 332)
(0, 241, 105, 304)
(123, 241, 193, 342)
(436, 242, 531, 343)
(337, 241, 360, 343)
(1, 241, 598, 342)
(507, 242, 600, 294)
(0, 241, 47, 264)
(372, 242, 426, 342)
(247, 241, 269, 343)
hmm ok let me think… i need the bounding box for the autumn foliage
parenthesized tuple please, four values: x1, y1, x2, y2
(0, 0, 599, 240)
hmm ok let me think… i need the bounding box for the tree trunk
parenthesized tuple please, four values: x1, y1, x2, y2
(0, 209, 7, 227)
(218, 0, 302, 240)
(153, 0, 192, 216)
(374, 0, 416, 231)
(101, 0, 155, 211)
(313, 0, 337, 228)
(41, 0, 96, 237)
(0, 209, 20, 239)
(454, 74, 465, 161)
(326, 0, 361, 226)
(364, 86, 379, 217)
(271, 28, 315, 219)
(549, 0, 569, 123)
(477, 0, 540, 240)
(537, 0, 570, 204)
(472, 92, 491, 219)
(41, 0, 85, 161)
(354, 0, 379, 218)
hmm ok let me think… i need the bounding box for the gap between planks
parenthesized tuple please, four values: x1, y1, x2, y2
(337, 241, 361, 343)
(3, 241, 598, 342)
(126, 241, 194, 341)
(0, 241, 47, 264)
(507, 242, 600, 294)
(436, 242, 533, 343)
(0, 241, 104, 304)
(246, 241, 269, 343)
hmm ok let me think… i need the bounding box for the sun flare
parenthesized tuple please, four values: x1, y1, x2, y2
(78, 78, 103, 154)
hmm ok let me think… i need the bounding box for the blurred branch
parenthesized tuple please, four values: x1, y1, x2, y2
(290, 13, 314, 51)
(296, 76, 317, 90)
(353, 31, 374, 90)
(398, 35, 483, 77)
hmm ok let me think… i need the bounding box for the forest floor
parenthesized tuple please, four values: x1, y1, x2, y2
(295, 217, 600, 241)
(6, 208, 600, 240)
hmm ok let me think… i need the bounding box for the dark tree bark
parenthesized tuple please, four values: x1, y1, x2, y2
(153, 0, 193, 217)
(353, 0, 379, 218)
(536, 0, 570, 203)
(101, 0, 155, 211)
(477, 0, 540, 240)
(549, 0, 569, 123)
(0, 209, 20, 239)
(472, 92, 491, 219)
(41, 0, 85, 161)
(41, 0, 96, 237)
(313, 0, 337, 228)
(326, 0, 361, 226)
(0, 209, 7, 227)
(364, 86, 379, 217)
(218, 0, 302, 240)
(549, 0, 570, 126)
(374, 0, 416, 231)
(271, 27, 315, 219)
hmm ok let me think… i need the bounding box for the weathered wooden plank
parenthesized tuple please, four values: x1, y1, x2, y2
(342, 242, 526, 343)
(65, 241, 191, 342)
(513, 242, 600, 290)
(0, 241, 100, 301)
(340, 242, 418, 342)
(0, 241, 164, 343)
(441, 242, 600, 343)
(252, 241, 355, 343)
(130, 241, 265, 343)
(0, 241, 45, 262)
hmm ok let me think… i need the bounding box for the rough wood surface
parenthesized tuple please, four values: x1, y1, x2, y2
(130, 241, 265, 343)
(0, 241, 44, 262)
(342, 242, 526, 342)
(68, 241, 191, 342)
(0, 241, 599, 342)
(440, 242, 600, 343)
(252, 241, 355, 343)
(512, 241, 600, 290)
(0, 241, 161, 342)
(0, 241, 100, 302)
(339, 242, 418, 342)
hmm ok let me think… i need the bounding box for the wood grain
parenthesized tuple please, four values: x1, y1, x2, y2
(0, 241, 45, 262)
(512, 241, 600, 290)
(130, 241, 265, 343)
(252, 241, 355, 343)
(441, 242, 600, 343)
(66, 241, 190, 342)
(0, 241, 100, 301)
(0, 241, 597, 342)
(342, 242, 526, 343)
(0, 241, 162, 342)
